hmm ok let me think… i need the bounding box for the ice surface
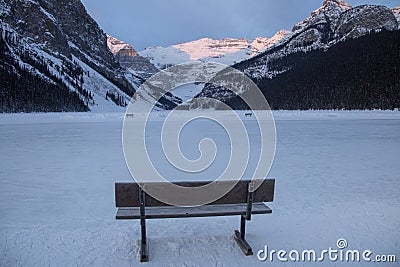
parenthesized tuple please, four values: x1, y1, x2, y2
(0, 111, 399, 266)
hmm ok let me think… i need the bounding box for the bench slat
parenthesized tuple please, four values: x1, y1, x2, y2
(115, 179, 275, 207)
(116, 203, 272, 219)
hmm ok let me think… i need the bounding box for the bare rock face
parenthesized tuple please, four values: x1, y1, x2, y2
(116, 48, 137, 58)
(2, 0, 70, 55)
(107, 35, 158, 80)
(335, 5, 398, 40)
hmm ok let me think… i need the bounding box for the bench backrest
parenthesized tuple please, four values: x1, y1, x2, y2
(115, 179, 275, 207)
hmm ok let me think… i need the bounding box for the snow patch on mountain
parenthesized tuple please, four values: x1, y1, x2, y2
(72, 56, 129, 112)
(139, 45, 191, 69)
(171, 83, 205, 103)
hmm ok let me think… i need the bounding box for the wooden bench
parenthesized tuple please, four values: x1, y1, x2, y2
(115, 179, 275, 262)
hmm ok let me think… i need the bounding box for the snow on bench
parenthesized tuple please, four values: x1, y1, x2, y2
(115, 179, 275, 262)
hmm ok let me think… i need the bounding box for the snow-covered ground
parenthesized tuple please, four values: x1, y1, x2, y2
(1, 111, 399, 266)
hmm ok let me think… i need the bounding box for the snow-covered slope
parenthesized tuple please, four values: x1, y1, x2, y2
(139, 32, 289, 68)
(0, 0, 136, 112)
(139, 45, 191, 69)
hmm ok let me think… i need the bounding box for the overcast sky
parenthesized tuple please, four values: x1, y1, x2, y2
(81, 0, 398, 50)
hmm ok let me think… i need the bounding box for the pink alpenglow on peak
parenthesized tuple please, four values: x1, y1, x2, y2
(106, 35, 137, 56)
(313, 0, 352, 16)
(172, 37, 250, 60)
(139, 31, 290, 67)
(250, 30, 290, 55)
(293, 0, 352, 31)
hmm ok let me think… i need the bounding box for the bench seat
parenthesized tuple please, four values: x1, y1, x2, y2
(116, 202, 272, 219)
(115, 179, 275, 261)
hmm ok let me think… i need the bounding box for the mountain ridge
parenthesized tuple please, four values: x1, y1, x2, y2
(136, 31, 290, 68)
(2, 0, 399, 112)
(235, 2, 398, 80)
(0, 0, 136, 112)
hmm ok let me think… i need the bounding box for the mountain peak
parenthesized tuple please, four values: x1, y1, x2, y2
(172, 37, 250, 60)
(322, 0, 352, 8)
(138, 31, 289, 67)
(107, 35, 136, 55)
(293, 0, 352, 31)
(313, 0, 352, 16)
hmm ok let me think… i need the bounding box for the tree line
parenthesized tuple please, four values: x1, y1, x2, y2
(229, 29, 400, 110)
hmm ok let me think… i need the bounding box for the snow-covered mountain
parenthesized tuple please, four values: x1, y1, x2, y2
(138, 32, 289, 68)
(3, 0, 398, 112)
(174, 38, 249, 60)
(194, 0, 400, 110)
(106, 32, 289, 105)
(0, 0, 138, 112)
(236, 0, 398, 80)
(0, 0, 181, 112)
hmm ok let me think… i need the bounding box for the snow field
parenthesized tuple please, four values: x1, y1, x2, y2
(0, 111, 399, 266)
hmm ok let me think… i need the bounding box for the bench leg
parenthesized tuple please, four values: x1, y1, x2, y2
(234, 215, 253, 256)
(139, 188, 149, 262)
(140, 219, 149, 262)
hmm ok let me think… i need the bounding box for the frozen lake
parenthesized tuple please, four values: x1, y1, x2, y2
(0, 111, 399, 266)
